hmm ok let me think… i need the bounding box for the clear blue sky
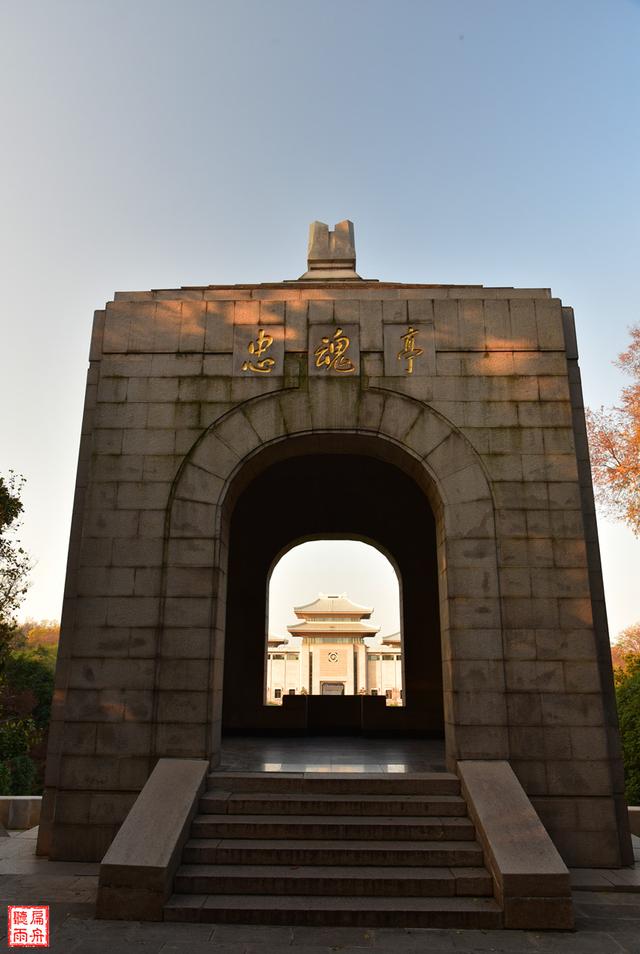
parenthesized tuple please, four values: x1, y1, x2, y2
(1, 0, 638, 637)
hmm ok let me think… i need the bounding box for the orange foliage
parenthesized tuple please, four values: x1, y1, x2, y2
(610, 621, 640, 673)
(586, 325, 640, 535)
(18, 619, 60, 649)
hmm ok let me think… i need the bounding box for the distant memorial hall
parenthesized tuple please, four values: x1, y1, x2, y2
(40, 221, 633, 928)
(266, 593, 403, 703)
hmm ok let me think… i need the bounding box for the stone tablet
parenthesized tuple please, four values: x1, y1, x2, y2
(383, 322, 435, 377)
(308, 324, 360, 376)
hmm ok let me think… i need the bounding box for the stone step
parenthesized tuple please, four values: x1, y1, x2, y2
(207, 771, 460, 796)
(200, 790, 467, 817)
(191, 813, 475, 841)
(174, 863, 493, 897)
(164, 893, 503, 928)
(183, 837, 485, 867)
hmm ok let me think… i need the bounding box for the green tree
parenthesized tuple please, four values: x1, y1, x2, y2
(615, 655, 640, 805)
(0, 472, 32, 669)
(0, 473, 40, 796)
(0, 718, 39, 796)
(2, 648, 56, 727)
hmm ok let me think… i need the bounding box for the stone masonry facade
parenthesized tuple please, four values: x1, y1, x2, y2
(37, 273, 632, 869)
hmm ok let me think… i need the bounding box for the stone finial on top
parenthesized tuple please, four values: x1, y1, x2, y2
(298, 220, 362, 280)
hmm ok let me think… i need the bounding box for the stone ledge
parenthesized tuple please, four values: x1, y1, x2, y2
(0, 796, 41, 830)
(458, 760, 574, 930)
(96, 757, 208, 920)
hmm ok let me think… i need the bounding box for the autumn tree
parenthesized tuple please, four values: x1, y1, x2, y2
(611, 621, 640, 671)
(17, 619, 60, 650)
(586, 325, 640, 535)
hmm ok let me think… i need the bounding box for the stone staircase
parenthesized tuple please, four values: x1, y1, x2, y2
(164, 770, 502, 928)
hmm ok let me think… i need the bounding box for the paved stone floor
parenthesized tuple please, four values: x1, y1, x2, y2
(1, 827, 639, 953)
(218, 735, 447, 773)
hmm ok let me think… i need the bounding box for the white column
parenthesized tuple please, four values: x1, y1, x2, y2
(300, 646, 310, 693)
(357, 645, 367, 693)
(346, 643, 355, 694)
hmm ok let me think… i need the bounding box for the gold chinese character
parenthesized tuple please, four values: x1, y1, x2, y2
(314, 327, 356, 373)
(242, 328, 275, 374)
(397, 326, 423, 375)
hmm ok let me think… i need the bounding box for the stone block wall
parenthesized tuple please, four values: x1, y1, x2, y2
(38, 280, 632, 867)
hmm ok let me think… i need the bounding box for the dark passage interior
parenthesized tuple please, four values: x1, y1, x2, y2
(222, 451, 443, 736)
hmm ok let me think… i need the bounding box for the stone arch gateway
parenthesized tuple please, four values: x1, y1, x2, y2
(163, 391, 502, 753)
(38, 221, 632, 877)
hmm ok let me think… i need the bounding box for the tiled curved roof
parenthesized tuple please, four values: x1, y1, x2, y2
(293, 592, 373, 618)
(287, 620, 379, 636)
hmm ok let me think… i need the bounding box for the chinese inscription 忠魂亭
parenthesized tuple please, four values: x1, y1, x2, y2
(383, 322, 434, 377)
(314, 327, 356, 374)
(241, 328, 276, 374)
(397, 326, 424, 375)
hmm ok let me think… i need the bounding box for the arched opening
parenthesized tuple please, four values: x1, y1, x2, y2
(221, 448, 443, 736)
(162, 391, 507, 767)
(265, 539, 404, 705)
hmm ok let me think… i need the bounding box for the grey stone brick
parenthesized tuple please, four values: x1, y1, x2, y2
(535, 298, 565, 350)
(123, 427, 175, 455)
(484, 298, 510, 344)
(166, 537, 217, 568)
(106, 597, 160, 628)
(155, 723, 207, 758)
(382, 299, 407, 324)
(96, 723, 152, 756)
(509, 299, 538, 348)
(502, 597, 559, 629)
(97, 377, 128, 403)
(309, 377, 360, 430)
(308, 299, 333, 323)
(541, 692, 605, 727)
(163, 597, 213, 629)
(379, 392, 421, 441)
(93, 428, 124, 454)
(453, 690, 507, 725)
(446, 627, 503, 660)
(153, 301, 181, 351)
(161, 627, 211, 658)
(151, 353, 203, 377)
(505, 660, 564, 692)
(156, 690, 208, 723)
(503, 628, 537, 659)
(285, 299, 308, 351)
(116, 481, 170, 511)
(85, 509, 139, 538)
(334, 299, 360, 324)
(563, 661, 602, 693)
(112, 537, 164, 568)
(178, 301, 206, 352)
